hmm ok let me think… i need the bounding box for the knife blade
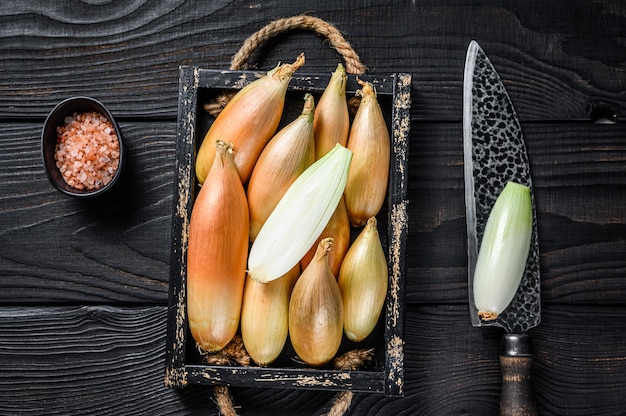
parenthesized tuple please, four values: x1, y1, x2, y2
(463, 40, 541, 416)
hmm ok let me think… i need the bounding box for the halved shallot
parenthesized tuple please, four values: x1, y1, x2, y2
(473, 181, 533, 321)
(248, 144, 352, 284)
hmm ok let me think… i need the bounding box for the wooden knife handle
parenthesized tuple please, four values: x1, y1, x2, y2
(499, 333, 538, 416)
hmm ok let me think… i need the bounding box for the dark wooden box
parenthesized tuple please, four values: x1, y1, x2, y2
(165, 65, 411, 397)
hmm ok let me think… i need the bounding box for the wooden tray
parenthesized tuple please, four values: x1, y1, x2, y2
(165, 65, 411, 397)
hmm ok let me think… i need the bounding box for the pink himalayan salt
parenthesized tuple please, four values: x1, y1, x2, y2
(54, 111, 120, 191)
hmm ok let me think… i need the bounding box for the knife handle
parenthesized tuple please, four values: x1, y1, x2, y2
(499, 333, 538, 416)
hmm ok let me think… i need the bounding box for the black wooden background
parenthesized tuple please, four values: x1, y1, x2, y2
(1, 1, 625, 415)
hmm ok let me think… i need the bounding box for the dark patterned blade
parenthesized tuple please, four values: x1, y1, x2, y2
(463, 40, 540, 333)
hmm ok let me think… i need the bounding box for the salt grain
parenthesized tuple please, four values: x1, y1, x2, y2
(54, 111, 120, 191)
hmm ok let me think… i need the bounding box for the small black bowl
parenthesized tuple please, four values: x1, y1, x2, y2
(41, 96, 124, 197)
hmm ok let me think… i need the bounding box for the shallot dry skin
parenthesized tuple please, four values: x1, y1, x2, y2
(344, 79, 391, 227)
(195, 54, 306, 184)
(187, 140, 249, 353)
(289, 238, 343, 366)
(338, 216, 388, 342)
(247, 144, 352, 284)
(313, 63, 349, 160)
(241, 264, 300, 366)
(247, 93, 316, 242)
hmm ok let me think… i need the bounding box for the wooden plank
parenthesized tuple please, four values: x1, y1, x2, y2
(0, 306, 213, 415)
(0, 122, 176, 303)
(1, 304, 625, 415)
(0, 3, 624, 415)
(0, 1, 624, 120)
(1, 121, 625, 305)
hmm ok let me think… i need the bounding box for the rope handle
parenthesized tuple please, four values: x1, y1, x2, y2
(204, 15, 364, 120)
(230, 15, 366, 74)
(208, 337, 373, 416)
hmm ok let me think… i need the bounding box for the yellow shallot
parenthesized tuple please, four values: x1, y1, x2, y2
(241, 264, 300, 366)
(313, 63, 349, 160)
(195, 53, 306, 184)
(301, 196, 350, 277)
(289, 238, 343, 366)
(247, 144, 352, 284)
(187, 140, 249, 353)
(344, 78, 390, 227)
(247, 93, 316, 241)
(338, 217, 388, 342)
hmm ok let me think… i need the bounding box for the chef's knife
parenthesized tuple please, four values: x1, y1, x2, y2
(463, 40, 541, 416)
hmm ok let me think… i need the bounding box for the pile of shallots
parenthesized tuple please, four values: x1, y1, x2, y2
(187, 54, 391, 367)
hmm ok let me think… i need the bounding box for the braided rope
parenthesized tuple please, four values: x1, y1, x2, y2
(205, 15, 365, 116)
(230, 15, 366, 74)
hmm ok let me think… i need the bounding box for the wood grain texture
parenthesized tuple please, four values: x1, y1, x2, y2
(0, 1, 625, 415)
(0, 122, 175, 303)
(1, 304, 624, 416)
(2, 121, 624, 305)
(0, 306, 212, 415)
(0, 1, 624, 120)
(406, 121, 626, 305)
(500, 356, 538, 416)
